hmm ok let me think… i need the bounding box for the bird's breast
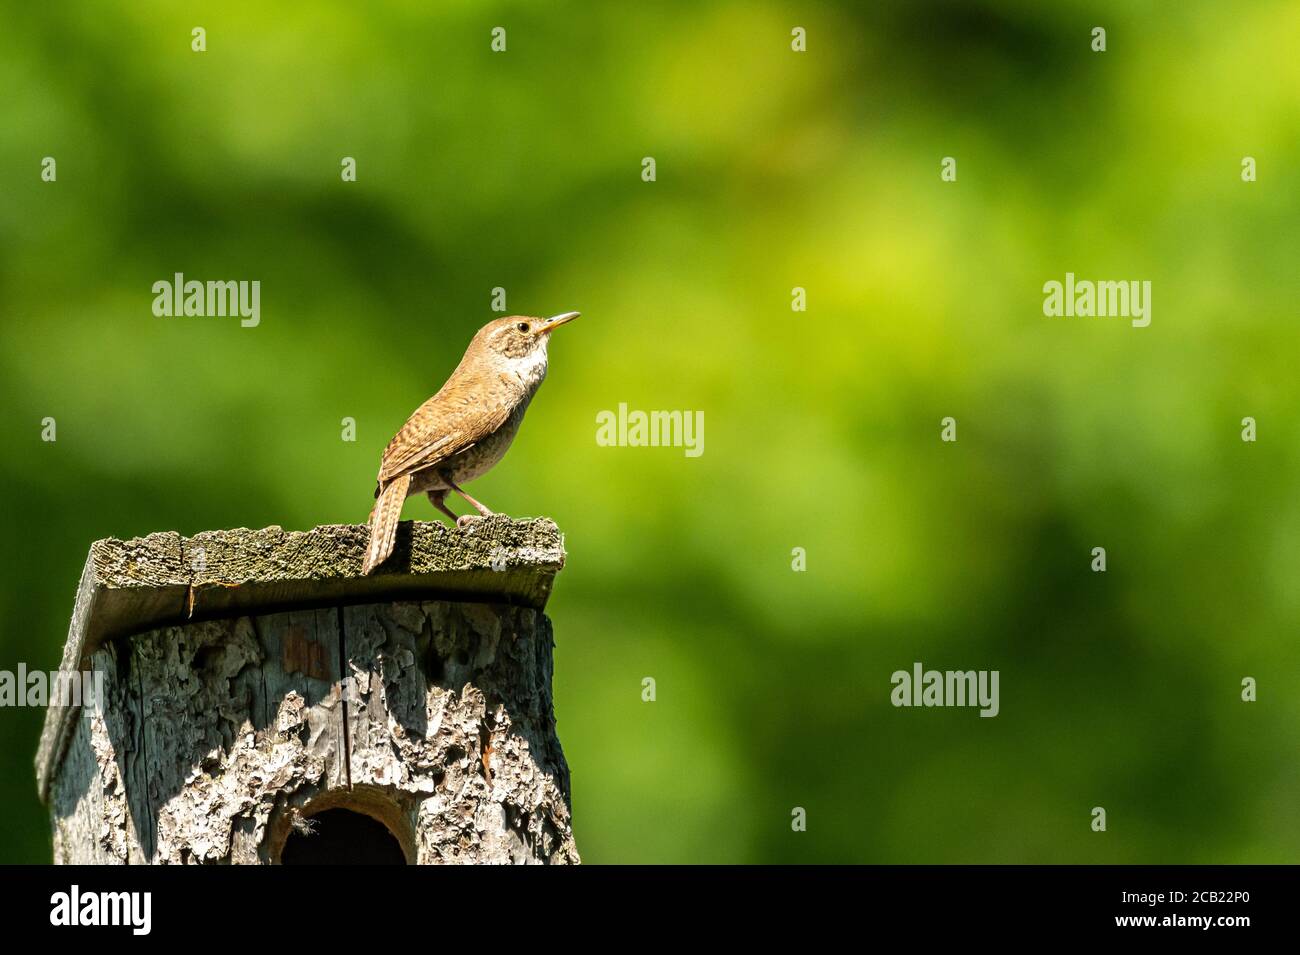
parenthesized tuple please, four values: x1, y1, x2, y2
(441, 404, 529, 483)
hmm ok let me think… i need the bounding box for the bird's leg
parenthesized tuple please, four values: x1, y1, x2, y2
(441, 474, 494, 526)
(426, 489, 459, 524)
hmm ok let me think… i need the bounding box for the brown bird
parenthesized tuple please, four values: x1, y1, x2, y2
(361, 311, 579, 575)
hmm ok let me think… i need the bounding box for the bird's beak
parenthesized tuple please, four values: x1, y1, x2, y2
(541, 311, 580, 333)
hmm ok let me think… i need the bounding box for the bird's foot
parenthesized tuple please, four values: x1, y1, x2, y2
(456, 514, 485, 530)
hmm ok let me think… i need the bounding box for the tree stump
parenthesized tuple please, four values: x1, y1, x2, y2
(35, 517, 580, 864)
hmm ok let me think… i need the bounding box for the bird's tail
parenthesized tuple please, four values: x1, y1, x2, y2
(362, 473, 411, 575)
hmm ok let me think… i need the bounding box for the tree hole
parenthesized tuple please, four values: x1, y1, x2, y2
(281, 809, 407, 865)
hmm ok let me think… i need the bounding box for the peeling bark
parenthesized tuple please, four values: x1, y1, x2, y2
(48, 598, 578, 864)
(37, 517, 566, 804)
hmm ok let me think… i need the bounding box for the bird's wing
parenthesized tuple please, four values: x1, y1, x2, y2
(377, 379, 514, 485)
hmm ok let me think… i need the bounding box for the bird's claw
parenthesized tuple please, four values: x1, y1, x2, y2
(456, 515, 483, 529)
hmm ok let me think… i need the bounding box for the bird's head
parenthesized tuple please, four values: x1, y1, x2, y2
(475, 312, 580, 360)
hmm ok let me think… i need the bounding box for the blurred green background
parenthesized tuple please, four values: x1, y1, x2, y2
(2, 0, 1298, 863)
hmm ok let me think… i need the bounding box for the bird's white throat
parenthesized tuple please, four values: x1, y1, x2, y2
(508, 342, 549, 392)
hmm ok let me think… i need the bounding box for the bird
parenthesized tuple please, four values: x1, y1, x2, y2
(361, 311, 580, 575)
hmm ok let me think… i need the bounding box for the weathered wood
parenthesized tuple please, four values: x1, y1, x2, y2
(48, 644, 133, 864)
(36, 517, 565, 803)
(40, 519, 578, 865)
(343, 601, 578, 863)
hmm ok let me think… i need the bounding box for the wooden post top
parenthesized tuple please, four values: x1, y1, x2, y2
(35, 517, 566, 802)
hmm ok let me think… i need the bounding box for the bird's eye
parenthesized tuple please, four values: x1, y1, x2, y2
(516, 322, 530, 333)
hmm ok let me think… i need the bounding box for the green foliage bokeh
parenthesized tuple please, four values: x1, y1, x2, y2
(1, 1, 1297, 863)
